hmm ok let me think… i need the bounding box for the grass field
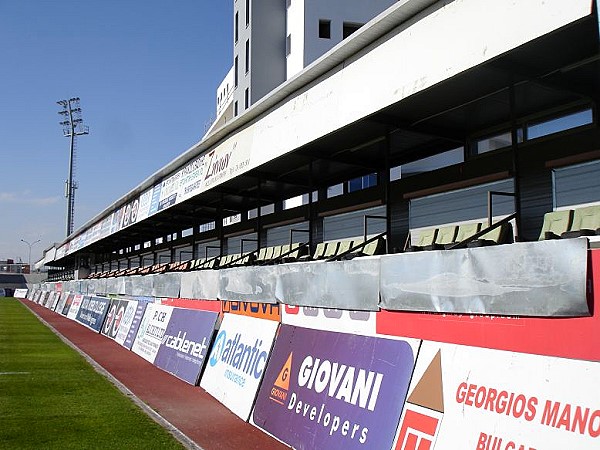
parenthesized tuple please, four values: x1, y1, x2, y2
(0, 298, 184, 450)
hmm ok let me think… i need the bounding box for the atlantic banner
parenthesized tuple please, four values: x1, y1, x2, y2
(200, 313, 278, 420)
(251, 325, 419, 450)
(393, 341, 600, 450)
(153, 308, 218, 385)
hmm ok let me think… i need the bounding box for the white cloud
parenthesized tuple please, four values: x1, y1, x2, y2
(0, 191, 60, 206)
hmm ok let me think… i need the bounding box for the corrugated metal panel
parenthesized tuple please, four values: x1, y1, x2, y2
(226, 232, 258, 255)
(410, 179, 515, 229)
(554, 160, 600, 208)
(323, 206, 386, 241)
(266, 221, 309, 246)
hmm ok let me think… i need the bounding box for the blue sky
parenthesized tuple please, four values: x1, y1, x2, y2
(0, 1, 232, 264)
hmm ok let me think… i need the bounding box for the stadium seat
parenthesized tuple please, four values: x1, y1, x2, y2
(468, 222, 514, 247)
(538, 209, 573, 240)
(445, 222, 483, 249)
(426, 225, 458, 250)
(561, 205, 600, 238)
(406, 228, 438, 252)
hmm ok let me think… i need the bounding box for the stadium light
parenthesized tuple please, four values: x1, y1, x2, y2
(20, 238, 41, 270)
(57, 97, 89, 237)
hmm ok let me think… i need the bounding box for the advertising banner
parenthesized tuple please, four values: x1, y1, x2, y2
(101, 299, 129, 340)
(60, 293, 75, 316)
(393, 341, 600, 450)
(66, 294, 84, 319)
(116, 300, 147, 349)
(131, 303, 174, 363)
(161, 298, 221, 312)
(54, 292, 70, 314)
(14, 288, 28, 298)
(200, 314, 278, 420)
(282, 304, 376, 335)
(154, 308, 218, 385)
(75, 296, 111, 332)
(176, 155, 206, 203)
(252, 325, 419, 450)
(222, 301, 281, 322)
(50, 291, 62, 311)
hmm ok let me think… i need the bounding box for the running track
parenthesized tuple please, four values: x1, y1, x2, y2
(21, 300, 288, 450)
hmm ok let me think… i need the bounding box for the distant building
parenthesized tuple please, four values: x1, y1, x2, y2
(206, 0, 397, 135)
(0, 259, 29, 274)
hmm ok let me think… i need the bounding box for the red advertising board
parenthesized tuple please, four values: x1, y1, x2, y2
(377, 249, 600, 361)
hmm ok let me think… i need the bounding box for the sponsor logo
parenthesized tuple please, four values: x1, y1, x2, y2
(204, 145, 235, 185)
(395, 408, 442, 450)
(270, 352, 293, 405)
(223, 301, 281, 321)
(112, 305, 125, 336)
(162, 331, 209, 358)
(207, 329, 269, 380)
(104, 304, 116, 334)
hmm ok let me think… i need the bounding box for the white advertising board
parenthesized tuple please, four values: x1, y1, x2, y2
(131, 303, 174, 363)
(281, 304, 376, 336)
(200, 313, 278, 420)
(14, 288, 28, 298)
(114, 300, 139, 347)
(393, 341, 600, 450)
(66, 294, 85, 320)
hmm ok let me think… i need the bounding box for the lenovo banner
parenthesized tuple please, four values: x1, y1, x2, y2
(154, 308, 218, 385)
(393, 341, 600, 450)
(75, 296, 111, 332)
(200, 314, 278, 420)
(252, 325, 419, 450)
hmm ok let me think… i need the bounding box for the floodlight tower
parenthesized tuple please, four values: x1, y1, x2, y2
(57, 98, 89, 237)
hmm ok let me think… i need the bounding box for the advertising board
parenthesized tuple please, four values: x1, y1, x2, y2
(101, 299, 129, 340)
(282, 304, 376, 335)
(252, 324, 419, 450)
(14, 288, 28, 298)
(393, 341, 600, 450)
(67, 294, 84, 320)
(54, 292, 70, 314)
(116, 300, 147, 349)
(75, 296, 111, 332)
(153, 308, 218, 384)
(222, 301, 281, 322)
(200, 313, 278, 420)
(131, 303, 174, 363)
(60, 293, 75, 316)
(161, 298, 221, 312)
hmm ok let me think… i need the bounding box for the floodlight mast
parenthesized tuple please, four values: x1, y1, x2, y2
(57, 98, 89, 237)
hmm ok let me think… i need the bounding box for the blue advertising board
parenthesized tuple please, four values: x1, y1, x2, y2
(252, 325, 418, 450)
(153, 308, 218, 385)
(75, 296, 111, 332)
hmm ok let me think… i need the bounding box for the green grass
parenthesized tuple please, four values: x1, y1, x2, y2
(0, 299, 184, 450)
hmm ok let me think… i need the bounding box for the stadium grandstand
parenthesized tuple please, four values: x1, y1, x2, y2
(25, 1, 600, 448)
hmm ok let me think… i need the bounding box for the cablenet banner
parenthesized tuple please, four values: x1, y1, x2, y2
(131, 303, 174, 363)
(251, 325, 419, 450)
(200, 313, 278, 420)
(153, 308, 218, 385)
(75, 296, 111, 332)
(392, 341, 600, 450)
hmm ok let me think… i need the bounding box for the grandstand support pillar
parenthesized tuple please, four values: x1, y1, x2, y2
(217, 196, 225, 255)
(191, 231, 198, 260)
(383, 129, 392, 253)
(256, 178, 263, 249)
(509, 84, 523, 241)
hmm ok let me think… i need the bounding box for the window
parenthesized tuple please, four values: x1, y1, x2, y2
(234, 101, 238, 117)
(343, 22, 363, 39)
(245, 0, 249, 26)
(234, 56, 238, 87)
(244, 88, 249, 110)
(286, 34, 291, 56)
(348, 174, 377, 192)
(235, 12, 239, 43)
(528, 108, 593, 140)
(327, 183, 344, 198)
(475, 131, 514, 154)
(392, 147, 464, 180)
(245, 39, 250, 73)
(319, 20, 331, 39)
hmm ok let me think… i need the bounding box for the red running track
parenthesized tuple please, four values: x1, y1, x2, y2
(21, 300, 288, 450)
